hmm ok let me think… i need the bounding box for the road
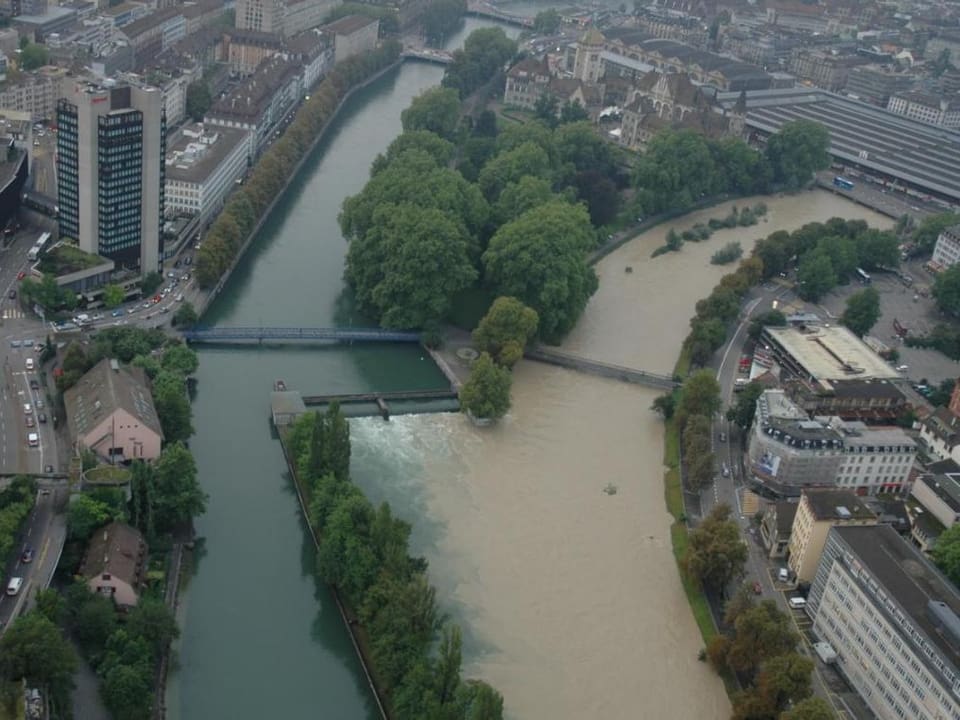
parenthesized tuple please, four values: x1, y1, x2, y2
(0, 486, 66, 631)
(696, 278, 869, 719)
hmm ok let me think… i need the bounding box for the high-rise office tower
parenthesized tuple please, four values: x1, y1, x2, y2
(57, 82, 165, 274)
(235, 0, 285, 34)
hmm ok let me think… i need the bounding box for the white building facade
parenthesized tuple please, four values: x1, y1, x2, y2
(165, 125, 250, 225)
(808, 526, 960, 720)
(933, 225, 960, 269)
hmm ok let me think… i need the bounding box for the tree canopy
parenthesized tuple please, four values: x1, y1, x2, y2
(185, 81, 212, 122)
(932, 524, 960, 587)
(460, 352, 512, 420)
(683, 503, 748, 595)
(472, 296, 539, 367)
(764, 119, 830, 189)
(482, 201, 597, 342)
(935, 264, 960, 317)
(841, 286, 881, 337)
(401, 87, 461, 140)
(441, 27, 517, 99)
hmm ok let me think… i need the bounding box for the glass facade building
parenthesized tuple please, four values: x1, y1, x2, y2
(56, 83, 165, 274)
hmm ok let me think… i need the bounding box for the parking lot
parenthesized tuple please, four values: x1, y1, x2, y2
(768, 261, 960, 385)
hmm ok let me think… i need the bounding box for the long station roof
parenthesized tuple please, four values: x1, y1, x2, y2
(717, 88, 960, 202)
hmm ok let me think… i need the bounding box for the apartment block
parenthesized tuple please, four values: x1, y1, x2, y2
(786, 489, 876, 583)
(748, 390, 916, 497)
(808, 525, 960, 720)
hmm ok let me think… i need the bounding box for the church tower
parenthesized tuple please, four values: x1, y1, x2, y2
(573, 27, 606, 84)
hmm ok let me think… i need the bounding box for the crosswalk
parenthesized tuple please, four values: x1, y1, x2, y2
(2, 308, 23, 320)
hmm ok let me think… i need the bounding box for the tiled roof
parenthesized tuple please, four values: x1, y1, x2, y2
(64, 357, 162, 440)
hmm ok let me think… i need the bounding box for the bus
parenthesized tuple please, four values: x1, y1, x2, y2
(833, 176, 855, 190)
(27, 232, 50, 261)
(856, 267, 871, 284)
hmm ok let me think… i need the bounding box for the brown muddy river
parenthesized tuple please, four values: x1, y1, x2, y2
(350, 190, 893, 719)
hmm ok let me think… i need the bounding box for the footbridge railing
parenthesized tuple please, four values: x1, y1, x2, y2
(524, 347, 679, 390)
(181, 327, 421, 344)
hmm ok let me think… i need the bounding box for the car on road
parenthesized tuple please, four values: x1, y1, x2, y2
(128, 306, 139, 314)
(721, 463, 730, 478)
(719, 432, 727, 442)
(142, 302, 152, 309)
(27, 432, 38, 447)
(7, 289, 14, 299)
(112, 309, 124, 317)
(36, 398, 44, 409)
(28, 379, 38, 390)
(43, 465, 53, 474)
(16, 271, 25, 280)
(9, 339, 19, 348)
(23, 403, 31, 415)
(6, 577, 22, 595)
(37, 412, 46, 424)
(184, 256, 192, 266)
(92, 313, 103, 321)
(167, 271, 176, 279)
(21, 546, 33, 563)
(24, 357, 33, 371)
(753, 581, 762, 595)
(25, 416, 34, 428)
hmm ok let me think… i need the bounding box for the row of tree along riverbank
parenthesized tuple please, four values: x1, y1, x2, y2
(194, 40, 404, 295)
(652, 216, 908, 719)
(279, 405, 505, 720)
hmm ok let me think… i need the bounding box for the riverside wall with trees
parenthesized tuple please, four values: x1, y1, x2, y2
(194, 40, 403, 293)
(650, 213, 901, 717)
(282, 405, 505, 720)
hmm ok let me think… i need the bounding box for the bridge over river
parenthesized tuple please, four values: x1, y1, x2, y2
(181, 327, 678, 391)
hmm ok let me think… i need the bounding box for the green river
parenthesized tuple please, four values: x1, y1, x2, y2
(166, 20, 515, 719)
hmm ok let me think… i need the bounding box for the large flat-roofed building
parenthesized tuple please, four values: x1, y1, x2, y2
(56, 81, 165, 274)
(749, 390, 916, 496)
(323, 14, 378, 65)
(787, 489, 877, 582)
(762, 325, 900, 383)
(844, 65, 915, 107)
(716, 87, 960, 207)
(933, 224, 960, 269)
(888, 91, 960, 130)
(204, 54, 301, 157)
(786, 378, 909, 422)
(808, 525, 960, 720)
(165, 124, 250, 225)
(911, 459, 960, 530)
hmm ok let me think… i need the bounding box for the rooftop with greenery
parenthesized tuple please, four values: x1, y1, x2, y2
(37, 243, 111, 276)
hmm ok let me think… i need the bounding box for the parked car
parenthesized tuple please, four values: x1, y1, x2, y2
(25, 416, 34, 428)
(37, 412, 46, 424)
(112, 309, 124, 317)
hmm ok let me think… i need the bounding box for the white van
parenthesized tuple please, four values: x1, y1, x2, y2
(24, 357, 33, 371)
(789, 597, 807, 609)
(778, 567, 790, 583)
(6, 577, 22, 595)
(27, 432, 38, 447)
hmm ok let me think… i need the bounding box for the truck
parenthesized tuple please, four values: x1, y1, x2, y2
(814, 641, 837, 664)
